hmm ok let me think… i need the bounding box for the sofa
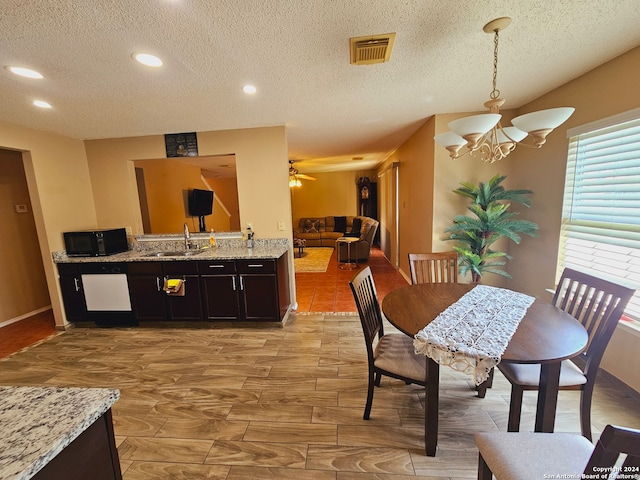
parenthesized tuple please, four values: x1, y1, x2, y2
(294, 215, 379, 262)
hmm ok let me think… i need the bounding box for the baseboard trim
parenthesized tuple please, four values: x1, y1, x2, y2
(599, 367, 640, 398)
(0, 306, 52, 329)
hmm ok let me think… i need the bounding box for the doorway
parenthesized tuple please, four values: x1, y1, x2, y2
(0, 148, 54, 351)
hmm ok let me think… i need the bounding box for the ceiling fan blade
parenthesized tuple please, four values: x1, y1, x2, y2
(297, 174, 317, 181)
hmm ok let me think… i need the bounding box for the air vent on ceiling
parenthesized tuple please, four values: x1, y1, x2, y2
(350, 33, 396, 65)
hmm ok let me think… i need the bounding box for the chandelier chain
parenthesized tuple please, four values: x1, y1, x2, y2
(490, 30, 500, 100)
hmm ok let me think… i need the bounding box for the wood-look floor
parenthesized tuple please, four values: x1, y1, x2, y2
(1, 313, 639, 479)
(0, 310, 58, 358)
(1, 250, 639, 478)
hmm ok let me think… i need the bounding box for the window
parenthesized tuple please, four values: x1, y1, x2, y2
(558, 108, 640, 323)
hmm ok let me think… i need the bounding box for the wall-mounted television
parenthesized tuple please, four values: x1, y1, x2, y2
(188, 189, 214, 216)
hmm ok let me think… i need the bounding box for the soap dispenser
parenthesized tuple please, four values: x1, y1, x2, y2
(209, 229, 217, 248)
(246, 226, 254, 248)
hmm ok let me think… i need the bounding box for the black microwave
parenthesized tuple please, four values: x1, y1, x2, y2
(63, 228, 129, 257)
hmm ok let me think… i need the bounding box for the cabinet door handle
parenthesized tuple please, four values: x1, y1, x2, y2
(74, 278, 80, 292)
(239, 276, 244, 290)
(156, 277, 162, 292)
(247, 264, 263, 268)
(208, 264, 224, 268)
(232, 276, 237, 291)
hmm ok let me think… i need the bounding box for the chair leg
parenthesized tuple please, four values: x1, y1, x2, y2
(363, 369, 375, 420)
(478, 452, 493, 480)
(374, 371, 382, 386)
(580, 383, 594, 441)
(507, 385, 524, 432)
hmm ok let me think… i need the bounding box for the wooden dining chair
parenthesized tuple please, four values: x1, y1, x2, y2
(475, 424, 640, 480)
(349, 266, 427, 420)
(497, 268, 635, 440)
(408, 252, 458, 284)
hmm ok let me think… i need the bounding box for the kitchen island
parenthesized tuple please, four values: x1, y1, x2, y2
(0, 386, 121, 480)
(53, 237, 292, 326)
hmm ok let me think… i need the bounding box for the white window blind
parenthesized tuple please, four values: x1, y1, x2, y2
(558, 114, 640, 321)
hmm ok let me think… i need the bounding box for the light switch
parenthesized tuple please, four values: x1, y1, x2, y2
(15, 204, 29, 213)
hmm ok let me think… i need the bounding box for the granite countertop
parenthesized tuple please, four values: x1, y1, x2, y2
(53, 238, 290, 263)
(0, 386, 120, 480)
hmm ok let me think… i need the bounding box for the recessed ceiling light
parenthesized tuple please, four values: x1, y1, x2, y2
(242, 85, 257, 94)
(6, 66, 43, 79)
(33, 100, 52, 109)
(132, 53, 163, 67)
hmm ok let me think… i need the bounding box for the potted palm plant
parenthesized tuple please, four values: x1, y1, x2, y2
(445, 174, 538, 283)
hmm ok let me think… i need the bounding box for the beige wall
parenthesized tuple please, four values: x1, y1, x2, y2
(506, 45, 640, 392)
(0, 123, 292, 327)
(84, 126, 296, 303)
(84, 126, 291, 238)
(133, 159, 234, 234)
(507, 46, 640, 298)
(396, 118, 436, 277)
(0, 149, 50, 323)
(0, 121, 96, 328)
(203, 176, 241, 231)
(377, 45, 640, 391)
(134, 159, 204, 234)
(378, 114, 510, 283)
(290, 170, 374, 224)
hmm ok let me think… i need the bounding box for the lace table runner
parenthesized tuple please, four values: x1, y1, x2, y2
(413, 285, 535, 385)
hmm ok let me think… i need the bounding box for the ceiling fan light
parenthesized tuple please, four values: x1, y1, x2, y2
(497, 126, 528, 143)
(512, 107, 575, 132)
(434, 131, 467, 147)
(448, 113, 501, 136)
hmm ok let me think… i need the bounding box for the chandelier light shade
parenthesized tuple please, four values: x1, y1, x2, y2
(434, 17, 575, 163)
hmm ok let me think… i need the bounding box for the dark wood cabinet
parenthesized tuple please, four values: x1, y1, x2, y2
(127, 262, 166, 321)
(162, 261, 202, 321)
(239, 274, 279, 321)
(237, 259, 279, 321)
(200, 260, 241, 320)
(165, 274, 201, 320)
(201, 255, 289, 322)
(57, 263, 87, 321)
(33, 409, 121, 480)
(129, 261, 202, 321)
(58, 252, 290, 325)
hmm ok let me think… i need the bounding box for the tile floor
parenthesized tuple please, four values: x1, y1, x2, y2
(294, 247, 409, 313)
(1, 313, 639, 479)
(1, 248, 639, 478)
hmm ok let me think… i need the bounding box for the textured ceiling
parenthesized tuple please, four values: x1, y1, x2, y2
(1, 0, 639, 174)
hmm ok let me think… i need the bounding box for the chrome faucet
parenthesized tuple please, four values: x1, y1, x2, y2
(183, 223, 191, 250)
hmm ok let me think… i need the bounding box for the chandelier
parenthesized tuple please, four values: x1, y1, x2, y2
(434, 17, 575, 164)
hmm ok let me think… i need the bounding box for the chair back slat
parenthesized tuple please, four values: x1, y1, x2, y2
(584, 425, 640, 478)
(409, 252, 458, 284)
(552, 268, 635, 374)
(349, 267, 384, 351)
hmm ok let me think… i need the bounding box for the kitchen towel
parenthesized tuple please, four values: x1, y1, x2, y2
(163, 278, 185, 296)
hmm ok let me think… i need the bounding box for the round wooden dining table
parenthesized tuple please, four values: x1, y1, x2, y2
(381, 282, 588, 456)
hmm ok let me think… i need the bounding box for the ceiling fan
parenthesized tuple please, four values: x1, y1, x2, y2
(289, 160, 316, 187)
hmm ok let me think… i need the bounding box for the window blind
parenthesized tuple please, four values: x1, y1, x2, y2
(559, 115, 640, 320)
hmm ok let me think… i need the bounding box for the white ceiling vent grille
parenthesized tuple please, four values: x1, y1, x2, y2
(350, 33, 396, 65)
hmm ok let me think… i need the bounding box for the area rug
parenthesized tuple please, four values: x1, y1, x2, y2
(294, 247, 334, 273)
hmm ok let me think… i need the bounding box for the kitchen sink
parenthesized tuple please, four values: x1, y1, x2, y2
(144, 250, 206, 257)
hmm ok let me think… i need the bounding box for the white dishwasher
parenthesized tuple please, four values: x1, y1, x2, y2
(79, 263, 136, 326)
